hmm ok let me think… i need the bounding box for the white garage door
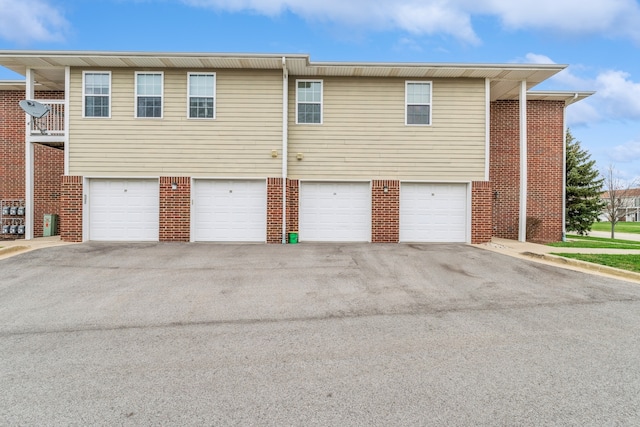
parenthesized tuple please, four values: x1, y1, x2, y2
(400, 183, 468, 242)
(89, 179, 159, 241)
(193, 179, 266, 242)
(300, 182, 370, 242)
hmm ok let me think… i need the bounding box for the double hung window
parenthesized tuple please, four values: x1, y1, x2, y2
(296, 80, 323, 124)
(83, 72, 111, 118)
(406, 81, 432, 125)
(136, 72, 163, 118)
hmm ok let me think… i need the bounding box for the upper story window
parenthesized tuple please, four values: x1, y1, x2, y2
(188, 73, 215, 119)
(296, 80, 323, 124)
(135, 72, 163, 118)
(83, 72, 111, 118)
(406, 81, 432, 125)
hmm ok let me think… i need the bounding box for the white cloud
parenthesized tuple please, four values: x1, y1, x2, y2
(610, 140, 640, 163)
(595, 70, 640, 119)
(180, 0, 640, 44)
(0, 0, 68, 44)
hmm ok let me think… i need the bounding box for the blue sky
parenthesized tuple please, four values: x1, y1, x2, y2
(1, 0, 640, 184)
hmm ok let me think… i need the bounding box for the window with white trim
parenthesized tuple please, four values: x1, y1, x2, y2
(83, 72, 111, 118)
(188, 73, 216, 119)
(406, 81, 432, 125)
(135, 72, 163, 118)
(296, 80, 323, 124)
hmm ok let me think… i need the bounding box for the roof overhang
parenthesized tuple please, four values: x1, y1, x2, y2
(510, 90, 595, 105)
(0, 50, 568, 99)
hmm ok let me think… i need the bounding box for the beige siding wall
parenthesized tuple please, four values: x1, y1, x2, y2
(288, 77, 486, 181)
(69, 68, 283, 177)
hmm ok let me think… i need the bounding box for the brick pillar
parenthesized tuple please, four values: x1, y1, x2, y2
(159, 177, 190, 242)
(471, 181, 492, 244)
(60, 176, 83, 242)
(286, 179, 299, 236)
(267, 177, 283, 244)
(371, 180, 399, 243)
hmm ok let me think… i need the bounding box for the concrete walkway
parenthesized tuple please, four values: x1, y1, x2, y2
(0, 236, 75, 260)
(587, 230, 640, 241)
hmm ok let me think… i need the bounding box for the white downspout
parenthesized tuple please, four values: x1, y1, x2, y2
(282, 57, 289, 244)
(24, 68, 34, 240)
(561, 93, 577, 241)
(485, 78, 490, 181)
(518, 80, 528, 242)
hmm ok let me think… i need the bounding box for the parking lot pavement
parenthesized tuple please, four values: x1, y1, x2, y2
(1, 242, 640, 425)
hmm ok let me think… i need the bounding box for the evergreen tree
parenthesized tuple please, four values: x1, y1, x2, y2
(565, 129, 604, 235)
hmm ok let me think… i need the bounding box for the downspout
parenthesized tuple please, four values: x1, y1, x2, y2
(562, 95, 577, 241)
(282, 57, 289, 244)
(24, 68, 34, 240)
(518, 80, 528, 242)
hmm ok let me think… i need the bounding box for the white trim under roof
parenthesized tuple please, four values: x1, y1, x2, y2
(0, 50, 567, 99)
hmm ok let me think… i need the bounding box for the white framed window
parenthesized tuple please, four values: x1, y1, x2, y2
(296, 80, 323, 124)
(135, 72, 163, 118)
(406, 81, 432, 125)
(83, 71, 111, 118)
(188, 73, 216, 119)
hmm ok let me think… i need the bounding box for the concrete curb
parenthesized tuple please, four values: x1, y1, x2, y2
(521, 251, 640, 283)
(0, 245, 30, 257)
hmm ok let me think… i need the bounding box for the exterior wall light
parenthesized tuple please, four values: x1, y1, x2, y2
(171, 182, 178, 190)
(383, 185, 389, 193)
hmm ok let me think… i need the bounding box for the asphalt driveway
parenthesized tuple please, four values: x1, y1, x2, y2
(1, 242, 640, 425)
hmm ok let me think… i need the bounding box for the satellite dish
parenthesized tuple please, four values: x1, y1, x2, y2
(19, 100, 51, 134)
(19, 100, 51, 118)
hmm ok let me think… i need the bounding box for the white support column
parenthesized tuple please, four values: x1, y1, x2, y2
(484, 78, 491, 181)
(24, 68, 35, 240)
(282, 57, 289, 244)
(518, 80, 528, 242)
(64, 66, 70, 175)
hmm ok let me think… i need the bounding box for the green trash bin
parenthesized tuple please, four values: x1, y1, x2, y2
(43, 214, 58, 237)
(288, 232, 298, 244)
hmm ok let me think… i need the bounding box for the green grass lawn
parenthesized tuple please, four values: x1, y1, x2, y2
(549, 235, 640, 249)
(548, 235, 640, 273)
(590, 221, 640, 234)
(550, 253, 640, 273)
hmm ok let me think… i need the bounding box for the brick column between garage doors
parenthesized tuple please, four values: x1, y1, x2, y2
(267, 178, 283, 244)
(371, 180, 399, 243)
(159, 177, 190, 242)
(60, 176, 83, 243)
(471, 181, 493, 244)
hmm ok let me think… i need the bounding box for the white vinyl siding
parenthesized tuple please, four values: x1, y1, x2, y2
(83, 71, 111, 118)
(296, 80, 323, 124)
(188, 73, 215, 119)
(288, 77, 486, 181)
(135, 72, 163, 118)
(68, 69, 283, 177)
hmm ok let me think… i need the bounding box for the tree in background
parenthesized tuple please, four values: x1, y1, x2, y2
(601, 164, 639, 239)
(565, 129, 604, 235)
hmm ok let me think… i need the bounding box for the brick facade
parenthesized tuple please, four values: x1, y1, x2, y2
(489, 100, 566, 243)
(1, 89, 64, 239)
(60, 176, 83, 242)
(267, 178, 284, 243)
(34, 144, 63, 237)
(159, 177, 191, 242)
(286, 179, 299, 236)
(526, 100, 565, 242)
(371, 180, 400, 243)
(471, 181, 493, 244)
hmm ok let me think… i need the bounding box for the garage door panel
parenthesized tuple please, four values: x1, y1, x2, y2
(193, 180, 266, 242)
(300, 182, 371, 242)
(400, 183, 467, 243)
(89, 179, 159, 242)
